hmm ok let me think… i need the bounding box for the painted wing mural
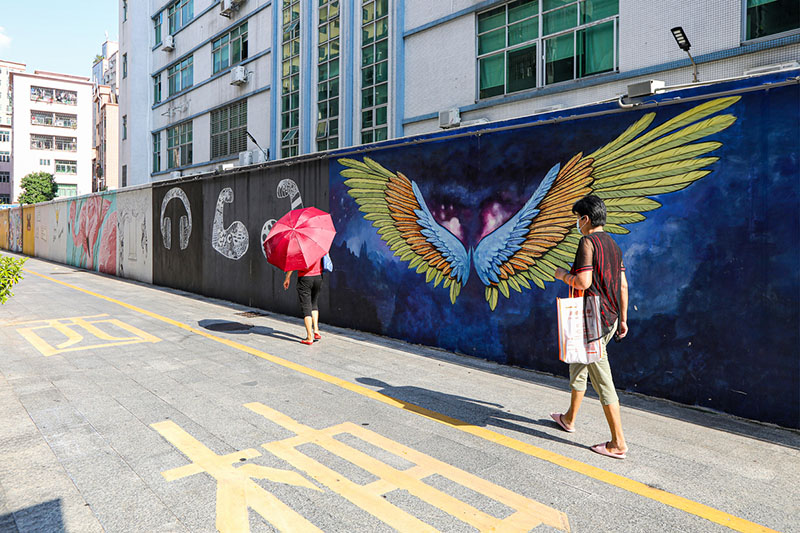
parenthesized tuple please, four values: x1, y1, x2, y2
(340, 96, 740, 310)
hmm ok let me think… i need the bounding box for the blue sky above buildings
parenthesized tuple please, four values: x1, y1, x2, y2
(0, 1, 118, 78)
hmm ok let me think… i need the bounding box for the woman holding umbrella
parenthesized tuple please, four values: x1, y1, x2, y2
(263, 207, 335, 346)
(283, 261, 323, 345)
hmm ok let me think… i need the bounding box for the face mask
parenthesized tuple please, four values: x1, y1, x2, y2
(576, 217, 584, 231)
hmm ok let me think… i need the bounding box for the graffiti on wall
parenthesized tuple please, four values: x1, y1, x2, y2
(339, 97, 740, 310)
(260, 179, 304, 258)
(160, 187, 192, 250)
(8, 208, 22, 252)
(67, 194, 117, 274)
(211, 188, 249, 260)
(117, 189, 152, 282)
(0, 210, 8, 250)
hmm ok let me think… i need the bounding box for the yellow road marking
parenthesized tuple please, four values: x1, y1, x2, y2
(25, 269, 778, 533)
(247, 401, 569, 532)
(13, 313, 161, 357)
(152, 420, 322, 533)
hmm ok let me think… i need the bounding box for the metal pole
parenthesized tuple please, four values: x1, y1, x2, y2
(686, 50, 699, 83)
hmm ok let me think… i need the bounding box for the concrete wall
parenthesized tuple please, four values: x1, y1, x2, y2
(33, 200, 69, 264)
(66, 192, 117, 275)
(0, 210, 7, 248)
(8, 207, 22, 252)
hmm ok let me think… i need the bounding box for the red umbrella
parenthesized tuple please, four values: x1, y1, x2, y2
(263, 207, 336, 271)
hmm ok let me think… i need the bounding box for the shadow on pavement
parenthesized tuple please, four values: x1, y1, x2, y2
(356, 377, 587, 450)
(0, 499, 66, 532)
(198, 319, 303, 343)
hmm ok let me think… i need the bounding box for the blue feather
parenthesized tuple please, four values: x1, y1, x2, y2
(410, 182, 471, 285)
(473, 163, 561, 286)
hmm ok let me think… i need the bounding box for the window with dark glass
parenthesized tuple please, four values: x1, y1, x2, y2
(211, 100, 248, 159)
(212, 23, 249, 74)
(745, 0, 800, 40)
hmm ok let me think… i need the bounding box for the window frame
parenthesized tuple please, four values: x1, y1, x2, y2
(122, 115, 127, 140)
(317, 0, 341, 151)
(360, 0, 390, 145)
(154, 12, 163, 45)
(55, 159, 78, 174)
(476, 0, 619, 100)
(153, 74, 162, 104)
(280, 0, 301, 159)
(168, 0, 194, 34)
(167, 56, 194, 96)
(153, 132, 161, 173)
(212, 22, 249, 74)
(167, 121, 193, 169)
(741, 0, 800, 42)
(210, 99, 248, 159)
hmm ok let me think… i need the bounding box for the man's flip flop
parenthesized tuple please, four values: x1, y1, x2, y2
(550, 413, 575, 433)
(590, 442, 626, 459)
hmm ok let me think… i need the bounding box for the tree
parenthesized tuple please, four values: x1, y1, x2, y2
(17, 172, 58, 204)
(0, 256, 26, 304)
(94, 54, 104, 64)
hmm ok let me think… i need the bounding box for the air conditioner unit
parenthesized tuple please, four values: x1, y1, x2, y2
(238, 150, 253, 166)
(438, 108, 460, 129)
(162, 35, 175, 52)
(230, 66, 248, 86)
(170, 170, 182, 179)
(252, 149, 267, 164)
(743, 61, 800, 76)
(627, 80, 665, 98)
(220, 0, 235, 16)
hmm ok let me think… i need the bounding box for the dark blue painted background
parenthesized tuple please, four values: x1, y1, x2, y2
(327, 82, 800, 428)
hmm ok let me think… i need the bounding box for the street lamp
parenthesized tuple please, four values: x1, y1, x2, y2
(671, 26, 698, 83)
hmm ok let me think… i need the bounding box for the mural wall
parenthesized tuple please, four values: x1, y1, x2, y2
(4, 75, 797, 428)
(66, 193, 117, 274)
(117, 188, 153, 283)
(0, 209, 8, 250)
(22, 206, 35, 257)
(328, 83, 800, 428)
(8, 207, 22, 252)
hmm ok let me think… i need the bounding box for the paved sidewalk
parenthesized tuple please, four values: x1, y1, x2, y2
(0, 253, 798, 532)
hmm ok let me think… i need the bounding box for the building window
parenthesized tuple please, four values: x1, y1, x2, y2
(153, 74, 162, 104)
(55, 136, 77, 152)
(154, 12, 163, 45)
(167, 121, 192, 168)
(122, 165, 127, 187)
(211, 99, 248, 159)
(122, 116, 128, 140)
(39, 159, 51, 166)
(0, 152, 9, 162)
(745, 0, 800, 40)
(281, 0, 301, 158)
(361, 0, 389, 144)
(0, 194, 9, 204)
(212, 23, 249, 74)
(56, 183, 77, 198)
(0, 171, 9, 182)
(30, 86, 78, 105)
(477, 0, 618, 98)
(153, 132, 161, 173)
(55, 113, 78, 128)
(0, 131, 9, 142)
(123, 53, 128, 78)
(123, 0, 128, 21)
(55, 160, 77, 174)
(31, 135, 53, 150)
(168, 0, 194, 34)
(168, 56, 194, 96)
(317, 0, 340, 151)
(31, 110, 53, 126)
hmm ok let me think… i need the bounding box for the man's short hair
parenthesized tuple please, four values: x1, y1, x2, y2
(572, 195, 607, 227)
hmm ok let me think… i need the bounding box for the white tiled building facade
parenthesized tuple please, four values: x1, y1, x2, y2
(10, 71, 94, 201)
(0, 60, 26, 204)
(120, 0, 799, 184)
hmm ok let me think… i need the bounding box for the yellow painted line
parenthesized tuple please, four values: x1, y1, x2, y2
(25, 268, 779, 533)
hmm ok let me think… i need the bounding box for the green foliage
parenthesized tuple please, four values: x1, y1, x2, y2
(17, 172, 58, 204)
(0, 256, 26, 304)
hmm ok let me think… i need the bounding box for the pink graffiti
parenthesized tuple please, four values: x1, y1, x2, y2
(69, 196, 117, 274)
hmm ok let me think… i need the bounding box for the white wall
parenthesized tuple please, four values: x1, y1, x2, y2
(116, 187, 152, 283)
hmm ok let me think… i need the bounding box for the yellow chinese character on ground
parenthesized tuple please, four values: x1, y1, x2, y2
(153, 403, 571, 532)
(13, 314, 160, 357)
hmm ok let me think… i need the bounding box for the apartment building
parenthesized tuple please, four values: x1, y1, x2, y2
(92, 85, 120, 191)
(92, 39, 120, 93)
(0, 60, 26, 204)
(10, 71, 93, 201)
(121, 0, 799, 183)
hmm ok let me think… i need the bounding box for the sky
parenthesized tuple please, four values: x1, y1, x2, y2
(0, 1, 119, 78)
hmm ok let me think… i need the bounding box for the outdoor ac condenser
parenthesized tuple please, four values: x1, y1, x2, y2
(230, 66, 248, 86)
(162, 35, 175, 52)
(438, 108, 461, 129)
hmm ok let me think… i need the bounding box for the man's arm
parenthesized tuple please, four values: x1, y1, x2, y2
(554, 240, 593, 290)
(618, 270, 629, 337)
(283, 271, 292, 290)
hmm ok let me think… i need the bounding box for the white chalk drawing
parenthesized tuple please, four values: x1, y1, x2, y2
(118, 194, 149, 274)
(160, 187, 192, 250)
(260, 179, 304, 259)
(212, 187, 249, 260)
(52, 204, 65, 243)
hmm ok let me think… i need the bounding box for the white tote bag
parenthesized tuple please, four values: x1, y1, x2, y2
(557, 290, 603, 364)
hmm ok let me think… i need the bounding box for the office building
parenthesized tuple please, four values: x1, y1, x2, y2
(0, 60, 26, 204)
